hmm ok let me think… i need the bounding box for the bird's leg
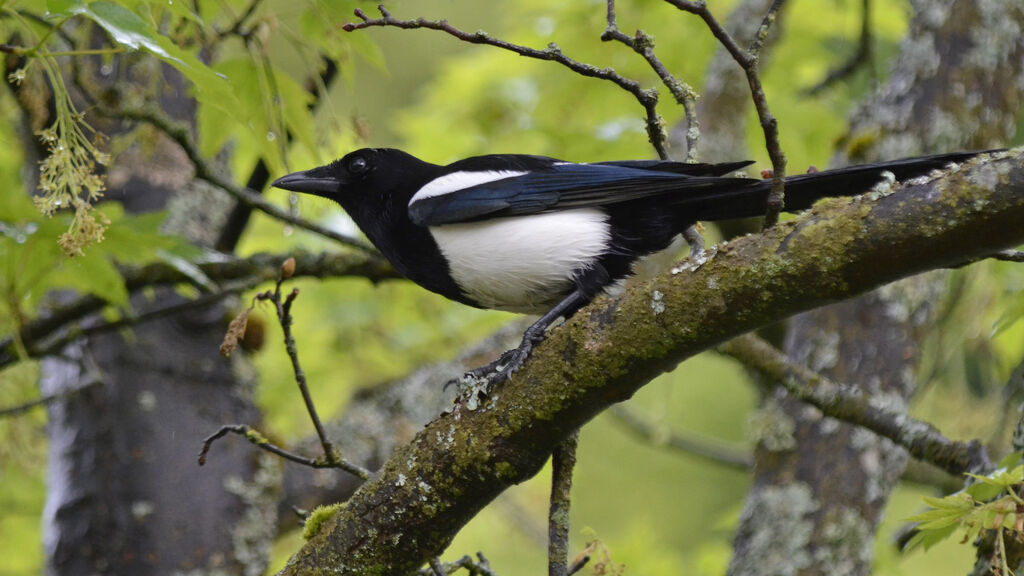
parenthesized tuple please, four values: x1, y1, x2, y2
(682, 224, 705, 258)
(464, 289, 589, 388)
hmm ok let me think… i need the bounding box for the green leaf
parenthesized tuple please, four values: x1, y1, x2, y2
(904, 522, 960, 552)
(46, 0, 85, 14)
(69, 2, 240, 128)
(197, 58, 315, 173)
(997, 451, 1024, 470)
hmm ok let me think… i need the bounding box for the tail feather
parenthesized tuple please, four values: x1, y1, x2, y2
(688, 150, 991, 222)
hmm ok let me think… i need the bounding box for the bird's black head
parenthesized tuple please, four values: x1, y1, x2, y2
(271, 148, 437, 204)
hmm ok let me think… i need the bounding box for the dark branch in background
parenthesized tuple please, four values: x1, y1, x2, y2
(719, 333, 991, 476)
(610, 400, 960, 490)
(209, 259, 371, 478)
(665, 0, 788, 227)
(547, 432, 579, 576)
(31, 278, 258, 361)
(215, 55, 340, 252)
(0, 380, 100, 418)
(608, 406, 752, 470)
(95, 104, 373, 252)
(601, 0, 699, 161)
(0, 250, 397, 370)
(343, 5, 668, 159)
(215, 0, 266, 40)
(804, 0, 873, 95)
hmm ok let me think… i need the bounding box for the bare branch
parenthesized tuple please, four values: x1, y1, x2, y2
(257, 261, 338, 466)
(804, 0, 873, 95)
(548, 432, 579, 576)
(608, 406, 752, 470)
(101, 104, 373, 252)
(198, 424, 369, 478)
(719, 333, 990, 476)
(0, 380, 100, 418)
(343, 5, 667, 158)
(601, 0, 699, 161)
(665, 0, 788, 227)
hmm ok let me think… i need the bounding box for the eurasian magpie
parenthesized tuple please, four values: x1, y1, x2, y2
(272, 149, 981, 385)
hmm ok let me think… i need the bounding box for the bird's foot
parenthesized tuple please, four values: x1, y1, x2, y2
(446, 336, 540, 401)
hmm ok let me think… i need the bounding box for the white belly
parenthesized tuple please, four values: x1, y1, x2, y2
(429, 209, 611, 313)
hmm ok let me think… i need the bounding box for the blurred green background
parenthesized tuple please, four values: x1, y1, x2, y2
(2, 0, 1023, 574)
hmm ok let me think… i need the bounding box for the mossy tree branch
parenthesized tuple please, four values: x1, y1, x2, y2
(281, 151, 1024, 575)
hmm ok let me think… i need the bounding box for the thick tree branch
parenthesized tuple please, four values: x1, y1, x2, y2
(281, 151, 1024, 575)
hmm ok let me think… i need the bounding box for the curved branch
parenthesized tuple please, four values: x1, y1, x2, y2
(280, 151, 1024, 575)
(343, 5, 667, 158)
(719, 333, 988, 475)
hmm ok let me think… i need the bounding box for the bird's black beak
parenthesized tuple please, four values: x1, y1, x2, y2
(271, 168, 342, 199)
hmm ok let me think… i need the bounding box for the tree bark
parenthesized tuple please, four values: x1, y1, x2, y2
(728, 1, 1024, 574)
(34, 52, 275, 575)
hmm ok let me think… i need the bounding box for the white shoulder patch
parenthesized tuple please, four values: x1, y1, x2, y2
(411, 170, 527, 203)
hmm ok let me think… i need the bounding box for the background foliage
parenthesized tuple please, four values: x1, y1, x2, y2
(0, 0, 1022, 574)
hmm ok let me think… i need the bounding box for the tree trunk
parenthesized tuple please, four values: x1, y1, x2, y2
(728, 1, 1024, 573)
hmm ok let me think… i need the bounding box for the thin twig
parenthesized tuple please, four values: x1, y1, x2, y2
(343, 5, 667, 158)
(804, 0, 873, 95)
(30, 278, 259, 360)
(665, 0, 788, 227)
(200, 262, 371, 479)
(0, 380, 101, 418)
(198, 424, 366, 476)
(258, 262, 341, 469)
(216, 0, 266, 40)
(720, 333, 991, 476)
(601, 0, 699, 161)
(100, 104, 374, 252)
(608, 406, 752, 470)
(548, 432, 579, 576)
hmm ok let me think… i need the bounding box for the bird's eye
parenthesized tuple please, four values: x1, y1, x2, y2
(348, 157, 369, 174)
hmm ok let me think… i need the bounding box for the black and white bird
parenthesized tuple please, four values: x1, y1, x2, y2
(272, 148, 980, 384)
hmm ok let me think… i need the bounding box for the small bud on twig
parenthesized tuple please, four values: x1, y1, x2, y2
(281, 257, 296, 279)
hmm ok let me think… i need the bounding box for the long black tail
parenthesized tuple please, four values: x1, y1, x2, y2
(689, 151, 989, 222)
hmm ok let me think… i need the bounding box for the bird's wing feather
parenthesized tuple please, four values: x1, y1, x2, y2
(408, 163, 759, 227)
(593, 159, 754, 176)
